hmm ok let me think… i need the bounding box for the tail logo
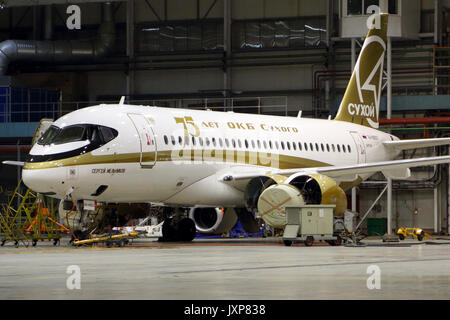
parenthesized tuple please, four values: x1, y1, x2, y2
(351, 35, 386, 128)
(334, 12, 388, 129)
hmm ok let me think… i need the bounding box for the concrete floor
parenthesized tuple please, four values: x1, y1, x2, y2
(1, 237, 450, 300)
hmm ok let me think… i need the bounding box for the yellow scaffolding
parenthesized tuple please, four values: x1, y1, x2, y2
(0, 180, 69, 247)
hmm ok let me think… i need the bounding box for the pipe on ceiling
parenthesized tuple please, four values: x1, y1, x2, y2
(0, 2, 115, 75)
(379, 117, 450, 125)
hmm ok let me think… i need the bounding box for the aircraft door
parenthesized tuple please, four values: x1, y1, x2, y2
(128, 113, 157, 168)
(349, 131, 366, 164)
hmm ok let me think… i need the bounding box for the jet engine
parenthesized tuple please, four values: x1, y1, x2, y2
(188, 207, 238, 234)
(246, 174, 347, 228)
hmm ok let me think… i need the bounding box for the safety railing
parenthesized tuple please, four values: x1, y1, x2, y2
(2, 96, 289, 123)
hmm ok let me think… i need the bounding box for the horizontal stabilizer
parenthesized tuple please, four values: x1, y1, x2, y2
(383, 138, 450, 151)
(2, 161, 24, 167)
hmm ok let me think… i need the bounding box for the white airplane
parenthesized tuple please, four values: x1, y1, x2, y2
(5, 14, 450, 241)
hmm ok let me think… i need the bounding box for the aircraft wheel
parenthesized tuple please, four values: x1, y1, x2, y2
(106, 239, 113, 248)
(417, 232, 424, 241)
(304, 236, 314, 247)
(283, 240, 293, 247)
(177, 218, 196, 242)
(118, 239, 126, 247)
(398, 234, 405, 240)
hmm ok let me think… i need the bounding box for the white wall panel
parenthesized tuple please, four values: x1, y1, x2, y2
(231, 65, 313, 91)
(200, 0, 224, 19)
(136, 0, 165, 23)
(87, 71, 127, 101)
(167, 0, 197, 20)
(232, 0, 265, 19)
(134, 68, 224, 94)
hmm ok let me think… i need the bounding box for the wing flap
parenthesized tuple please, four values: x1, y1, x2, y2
(222, 155, 450, 182)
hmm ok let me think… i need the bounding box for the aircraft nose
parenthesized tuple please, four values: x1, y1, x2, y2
(22, 168, 57, 195)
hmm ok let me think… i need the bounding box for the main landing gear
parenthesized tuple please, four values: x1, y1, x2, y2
(159, 217, 196, 242)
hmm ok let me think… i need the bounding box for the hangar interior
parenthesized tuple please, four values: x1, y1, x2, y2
(1, 0, 450, 236)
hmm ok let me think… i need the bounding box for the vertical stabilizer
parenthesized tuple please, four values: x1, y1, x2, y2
(334, 13, 388, 128)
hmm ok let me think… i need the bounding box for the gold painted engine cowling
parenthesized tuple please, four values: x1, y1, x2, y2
(255, 174, 347, 229)
(288, 174, 347, 215)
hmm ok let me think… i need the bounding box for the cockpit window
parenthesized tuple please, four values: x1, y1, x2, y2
(37, 124, 118, 146)
(37, 125, 59, 145)
(99, 126, 117, 143)
(52, 125, 86, 145)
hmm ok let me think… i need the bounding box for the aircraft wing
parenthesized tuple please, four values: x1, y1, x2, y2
(221, 155, 450, 182)
(383, 138, 450, 151)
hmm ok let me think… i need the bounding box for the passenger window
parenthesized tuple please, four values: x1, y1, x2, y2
(342, 144, 346, 153)
(298, 142, 302, 151)
(275, 141, 279, 149)
(321, 143, 324, 152)
(292, 142, 296, 151)
(337, 144, 341, 152)
(164, 135, 169, 145)
(219, 138, 223, 147)
(348, 145, 351, 153)
(326, 144, 330, 152)
(269, 140, 272, 149)
(232, 139, 236, 148)
(238, 139, 242, 148)
(178, 136, 182, 145)
(171, 136, 176, 145)
(191, 136, 196, 145)
(225, 139, 229, 147)
(252, 140, 256, 149)
(205, 137, 210, 146)
(332, 144, 335, 152)
(199, 137, 203, 146)
(304, 143, 308, 151)
(212, 137, 216, 147)
(315, 143, 319, 151)
(310, 143, 313, 151)
(263, 140, 267, 149)
(286, 142, 291, 150)
(245, 139, 249, 149)
(281, 141, 285, 150)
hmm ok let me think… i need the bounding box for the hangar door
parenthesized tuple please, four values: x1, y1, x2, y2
(128, 113, 157, 168)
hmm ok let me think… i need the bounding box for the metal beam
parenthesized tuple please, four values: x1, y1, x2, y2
(1, 0, 124, 7)
(126, 0, 135, 96)
(144, 0, 161, 22)
(203, 0, 220, 20)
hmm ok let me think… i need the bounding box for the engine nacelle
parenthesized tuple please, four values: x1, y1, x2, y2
(188, 207, 238, 234)
(255, 174, 347, 229)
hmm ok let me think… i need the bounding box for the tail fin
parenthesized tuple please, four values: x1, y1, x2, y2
(334, 13, 388, 129)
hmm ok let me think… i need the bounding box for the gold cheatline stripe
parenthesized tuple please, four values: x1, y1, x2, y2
(23, 149, 330, 170)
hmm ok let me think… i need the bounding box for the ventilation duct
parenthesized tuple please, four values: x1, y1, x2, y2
(0, 2, 115, 75)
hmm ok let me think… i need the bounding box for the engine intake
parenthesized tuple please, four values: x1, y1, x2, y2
(254, 174, 347, 229)
(189, 207, 238, 234)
